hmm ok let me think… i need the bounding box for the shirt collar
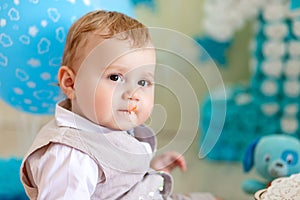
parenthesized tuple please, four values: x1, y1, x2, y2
(55, 99, 114, 134)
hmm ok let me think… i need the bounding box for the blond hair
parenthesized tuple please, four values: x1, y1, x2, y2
(62, 10, 150, 69)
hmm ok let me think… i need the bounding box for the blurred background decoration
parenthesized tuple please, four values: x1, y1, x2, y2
(200, 0, 300, 162)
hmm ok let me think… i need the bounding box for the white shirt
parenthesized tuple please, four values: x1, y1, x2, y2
(27, 101, 152, 199)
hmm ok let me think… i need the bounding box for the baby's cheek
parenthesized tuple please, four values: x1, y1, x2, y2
(140, 104, 153, 122)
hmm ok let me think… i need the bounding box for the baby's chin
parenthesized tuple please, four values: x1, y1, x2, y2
(102, 118, 143, 131)
(97, 112, 150, 131)
(110, 123, 140, 131)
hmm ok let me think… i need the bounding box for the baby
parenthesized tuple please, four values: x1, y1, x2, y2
(20, 10, 218, 200)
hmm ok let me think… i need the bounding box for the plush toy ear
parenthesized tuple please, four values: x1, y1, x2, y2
(243, 137, 261, 172)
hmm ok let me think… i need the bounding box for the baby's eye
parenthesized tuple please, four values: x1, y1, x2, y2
(138, 80, 151, 87)
(109, 74, 122, 82)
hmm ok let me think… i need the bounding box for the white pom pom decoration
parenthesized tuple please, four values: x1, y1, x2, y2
(283, 79, 300, 97)
(263, 40, 286, 58)
(264, 22, 288, 39)
(262, 59, 283, 78)
(284, 59, 300, 78)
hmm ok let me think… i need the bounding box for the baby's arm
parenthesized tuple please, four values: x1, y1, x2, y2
(27, 143, 98, 199)
(150, 151, 186, 173)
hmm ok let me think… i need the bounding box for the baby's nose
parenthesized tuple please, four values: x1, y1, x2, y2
(122, 88, 140, 101)
(128, 95, 139, 101)
(128, 93, 140, 101)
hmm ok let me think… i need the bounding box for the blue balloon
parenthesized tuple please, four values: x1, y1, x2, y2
(0, 0, 134, 115)
(290, 0, 300, 10)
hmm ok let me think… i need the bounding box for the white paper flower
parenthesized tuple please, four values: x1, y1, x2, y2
(262, 59, 282, 78)
(280, 116, 298, 134)
(284, 59, 300, 78)
(264, 22, 288, 39)
(283, 104, 298, 116)
(288, 41, 300, 57)
(263, 40, 286, 58)
(283, 79, 300, 97)
(262, 2, 288, 22)
(261, 103, 279, 116)
(234, 93, 253, 105)
(202, 0, 262, 41)
(261, 79, 278, 96)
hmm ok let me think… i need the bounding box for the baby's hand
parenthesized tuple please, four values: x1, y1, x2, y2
(150, 151, 186, 173)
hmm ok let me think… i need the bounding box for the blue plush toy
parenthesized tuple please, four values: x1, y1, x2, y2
(242, 135, 300, 194)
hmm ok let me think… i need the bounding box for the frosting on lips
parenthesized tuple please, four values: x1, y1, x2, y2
(127, 104, 138, 125)
(128, 103, 137, 115)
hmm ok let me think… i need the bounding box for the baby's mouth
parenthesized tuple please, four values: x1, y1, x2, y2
(128, 105, 138, 125)
(118, 104, 138, 115)
(128, 105, 137, 115)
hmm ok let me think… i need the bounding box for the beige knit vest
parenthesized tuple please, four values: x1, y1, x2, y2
(20, 120, 173, 200)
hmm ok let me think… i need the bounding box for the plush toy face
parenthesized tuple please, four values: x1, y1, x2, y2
(254, 135, 300, 181)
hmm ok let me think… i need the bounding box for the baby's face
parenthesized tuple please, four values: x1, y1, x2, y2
(93, 48, 156, 130)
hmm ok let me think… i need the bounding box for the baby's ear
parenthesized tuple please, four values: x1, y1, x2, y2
(58, 66, 76, 99)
